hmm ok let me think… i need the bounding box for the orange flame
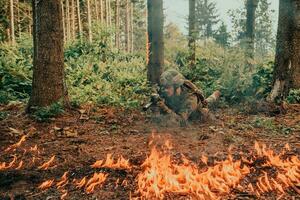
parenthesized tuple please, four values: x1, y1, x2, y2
(75, 177, 87, 189)
(91, 154, 131, 170)
(38, 155, 55, 170)
(5, 135, 27, 152)
(60, 190, 68, 199)
(136, 146, 250, 199)
(85, 173, 108, 194)
(38, 179, 54, 190)
(56, 172, 69, 189)
(15, 160, 24, 170)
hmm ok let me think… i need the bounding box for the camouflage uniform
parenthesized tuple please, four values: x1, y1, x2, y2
(151, 69, 219, 125)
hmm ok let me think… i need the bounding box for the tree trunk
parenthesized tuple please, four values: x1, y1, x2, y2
(87, 0, 92, 42)
(147, 0, 164, 85)
(66, 0, 71, 41)
(76, 0, 82, 40)
(245, 0, 258, 66)
(268, 0, 300, 102)
(9, 0, 16, 44)
(61, 0, 66, 44)
(16, 0, 21, 37)
(95, 0, 99, 21)
(28, 0, 67, 109)
(188, 0, 196, 68)
(125, 0, 130, 52)
(71, 0, 75, 40)
(130, 2, 134, 53)
(28, 8, 32, 35)
(115, 0, 120, 50)
(105, 0, 108, 26)
(100, 0, 103, 24)
(108, 0, 112, 27)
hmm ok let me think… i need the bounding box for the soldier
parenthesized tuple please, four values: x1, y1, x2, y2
(147, 69, 220, 126)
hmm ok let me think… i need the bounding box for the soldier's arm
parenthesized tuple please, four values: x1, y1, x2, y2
(178, 94, 198, 121)
(183, 80, 206, 102)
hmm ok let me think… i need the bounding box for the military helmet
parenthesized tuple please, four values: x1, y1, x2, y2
(160, 69, 185, 88)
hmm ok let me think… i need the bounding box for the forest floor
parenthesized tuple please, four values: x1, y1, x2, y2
(0, 103, 299, 200)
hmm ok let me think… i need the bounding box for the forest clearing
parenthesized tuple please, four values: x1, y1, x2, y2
(0, 0, 300, 199)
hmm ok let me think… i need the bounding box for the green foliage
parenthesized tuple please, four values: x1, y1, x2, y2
(213, 22, 231, 48)
(252, 116, 276, 131)
(287, 89, 300, 104)
(0, 111, 8, 120)
(31, 103, 64, 122)
(176, 41, 274, 105)
(195, 0, 220, 38)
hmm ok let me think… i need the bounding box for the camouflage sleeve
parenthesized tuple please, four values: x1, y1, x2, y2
(183, 80, 205, 102)
(178, 93, 198, 120)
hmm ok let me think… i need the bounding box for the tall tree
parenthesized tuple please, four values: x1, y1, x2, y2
(9, 0, 16, 44)
(268, 0, 300, 102)
(130, 1, 134, 53)
(71, 0, 75, 40)
(213, 21, 231, 48)
(188, 0, 196, 68)
(66, 0, 71, 41)
(87, 0, 92, 42)
(245, 0, 258, 64)
(195, 0, 219, 39)
(125, 0, 130, 52)
(28, 0, 68, 109)
(147, 0, 164, 84)
(76, 0, 82, 40)
(115, 0, 120, 49)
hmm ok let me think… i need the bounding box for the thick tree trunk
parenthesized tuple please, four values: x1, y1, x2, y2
(87, 0, 92, 42)
(76, 0, 82, 40)
(28, 0, 67, 109)
(245, 0, 258, 66)
(268, 0, 300, 102)
(10, 0, 16, 44)
(188, 0, 196, 68)
(147, 0, 164, 85)
(125, 0, 130, 52)
(115, 0, 120, 50)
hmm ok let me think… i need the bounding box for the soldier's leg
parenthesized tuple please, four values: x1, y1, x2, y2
(205, 90, 221, 105)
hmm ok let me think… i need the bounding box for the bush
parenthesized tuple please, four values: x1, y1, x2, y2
(31, 103, 64, 122)
(287, 89, 300, 104)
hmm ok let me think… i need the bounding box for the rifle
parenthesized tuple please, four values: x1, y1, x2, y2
(143, 93, 172, 114)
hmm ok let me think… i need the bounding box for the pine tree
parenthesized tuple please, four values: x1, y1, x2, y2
(188, 0, 196, 68)
(195, 0, 219, 39)
(213, 22, 230, 47)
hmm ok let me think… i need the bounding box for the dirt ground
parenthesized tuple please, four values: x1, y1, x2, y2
(0, 103, 299, 200)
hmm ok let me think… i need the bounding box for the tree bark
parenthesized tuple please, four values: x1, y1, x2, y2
(66, 0, 71, 41)
(61, 0, 66, 44)
(188, 0, 196, 68)
(130, 1, 134, 53)
(108, 0, 112, 27)
(95, 0, 99, 21)
(71, 0, 75, 40)
(87, 0, 92, 42)
(115, 0, 120, 50)
(28, 0, 67, 109)
(76, 0, 82, 40)
(147, 0, 164, 85)
(268, 0, 300, 102)
(245, 0, 258, 66)
(100, 0, 103, 24)
(125, 0, 130, 52)
(9, 0, 16, 44)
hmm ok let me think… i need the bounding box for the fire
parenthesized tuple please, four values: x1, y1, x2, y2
(30, 145, 38, 152)
(253, 142, 300, 195)
(75, 177, 87, 189)
(85, 173, 108, 194)
(136, 145, 250, 200)
(38, 179, 54, 190)
(5, 135, 27, 152)
(60, 190, 68, 199)
(38, 155, 55, 170)
(56, 172, 69, 189)
(0, 155, 17, 171)
(91, 154, 131, 170)
(15, 160, 24, 170)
